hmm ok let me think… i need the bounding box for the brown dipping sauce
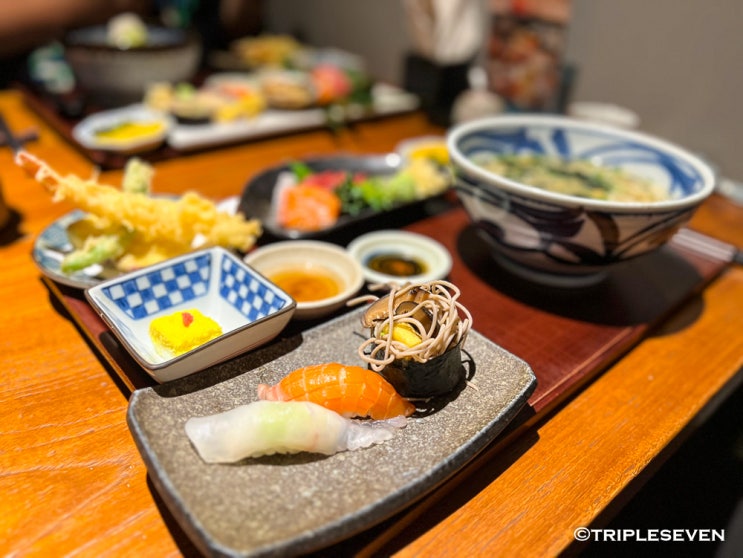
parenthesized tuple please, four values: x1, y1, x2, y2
(268, 267, 341, 302)
(366, 253, 427, 277)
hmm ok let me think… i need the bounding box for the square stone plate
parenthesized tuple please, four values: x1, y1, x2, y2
(127, 308, 536, 557)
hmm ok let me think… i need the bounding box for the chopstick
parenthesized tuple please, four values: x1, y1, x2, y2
(0, 113, 38, 153)
(671, 227, 742, 266)
(0, 113, 22, 153)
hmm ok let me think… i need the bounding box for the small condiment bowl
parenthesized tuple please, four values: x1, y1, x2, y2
(347, 230, 452, 286)
(244, 240, 364, 320)
(85, 247, 296, 382)
(72, 104, 173, 154)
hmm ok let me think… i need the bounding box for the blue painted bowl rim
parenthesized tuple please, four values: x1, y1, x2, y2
(446, 114, 716, 213)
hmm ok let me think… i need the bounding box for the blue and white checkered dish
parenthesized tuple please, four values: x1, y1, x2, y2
(101, 250, 286, 322)
(85, 247, 296, 382)
(102, 253, 211, 319)
(220, 255, 286, 322)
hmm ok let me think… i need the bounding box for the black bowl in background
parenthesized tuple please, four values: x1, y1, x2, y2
(63, 25, 200, 106)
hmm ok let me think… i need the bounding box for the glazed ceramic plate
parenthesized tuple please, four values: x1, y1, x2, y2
(127, 308, 537, 557)
(33, 209, 117, 289)
(33, 198, 241, 290)
(239, 154, 400, 240)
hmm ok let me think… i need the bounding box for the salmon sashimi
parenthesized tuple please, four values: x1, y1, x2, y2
(257, 362, 416, 420)
(277, 184, 341, 231)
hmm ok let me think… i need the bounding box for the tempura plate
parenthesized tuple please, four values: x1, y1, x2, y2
(33, 209, 116, 289)
(33, 198, 241, 290)
(127, 308, 536, 557)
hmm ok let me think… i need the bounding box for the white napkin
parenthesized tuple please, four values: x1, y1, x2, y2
(403, 0, 484, 64)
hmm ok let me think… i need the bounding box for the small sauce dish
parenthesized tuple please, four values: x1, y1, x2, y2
(347, 230, 452, 286)
(73, 104, 173, 153)
(244, 240, 364, 320)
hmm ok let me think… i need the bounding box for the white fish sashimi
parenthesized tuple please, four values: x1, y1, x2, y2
(185, 400, 406, 463)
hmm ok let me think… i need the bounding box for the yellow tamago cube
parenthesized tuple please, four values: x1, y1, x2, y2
(149, 309, 223, 357)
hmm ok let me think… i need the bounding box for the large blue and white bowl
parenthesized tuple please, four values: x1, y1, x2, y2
(447, 114, 716, 285)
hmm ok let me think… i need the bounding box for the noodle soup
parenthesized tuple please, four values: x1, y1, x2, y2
(472, 153, 668, 202)
(446, 114, 716, 281)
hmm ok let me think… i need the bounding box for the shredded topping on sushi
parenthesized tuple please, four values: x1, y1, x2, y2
(355, 280, 472, 371)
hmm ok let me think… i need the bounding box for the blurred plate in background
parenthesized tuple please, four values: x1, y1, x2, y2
(239, 154, 401, 240)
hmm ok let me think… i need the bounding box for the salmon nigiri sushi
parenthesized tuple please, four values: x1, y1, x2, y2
(257, 362, 416, 420)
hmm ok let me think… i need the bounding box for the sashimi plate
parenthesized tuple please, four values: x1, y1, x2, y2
(127, 307, 536, 557)
(239, 154, 402, 241)
(239, 153, 451, 242)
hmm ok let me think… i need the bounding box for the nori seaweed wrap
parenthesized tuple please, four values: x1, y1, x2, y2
(357, 280, 472, 398)
(375, 342, 464, 397)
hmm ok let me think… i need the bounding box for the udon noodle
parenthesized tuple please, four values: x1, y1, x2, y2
(473, 153, 668, 202)
(356, 280, 472, 371)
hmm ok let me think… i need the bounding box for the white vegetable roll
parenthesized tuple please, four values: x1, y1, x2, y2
(185, 400, 404, 463)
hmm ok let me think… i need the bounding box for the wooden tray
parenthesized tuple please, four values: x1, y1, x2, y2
(44, 207, 735, 419)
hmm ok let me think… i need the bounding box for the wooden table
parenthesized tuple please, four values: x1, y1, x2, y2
(1, 89, 742, 557)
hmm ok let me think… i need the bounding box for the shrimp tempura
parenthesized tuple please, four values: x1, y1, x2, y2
(16, 151, 262, 265)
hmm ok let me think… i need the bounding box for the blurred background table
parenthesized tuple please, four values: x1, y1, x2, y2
(1, 88, 742, 556)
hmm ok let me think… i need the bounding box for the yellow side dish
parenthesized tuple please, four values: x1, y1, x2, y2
(408, 142, 450, 166)
(149, 309, 223, 357)
(94, 121, 165, 144)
